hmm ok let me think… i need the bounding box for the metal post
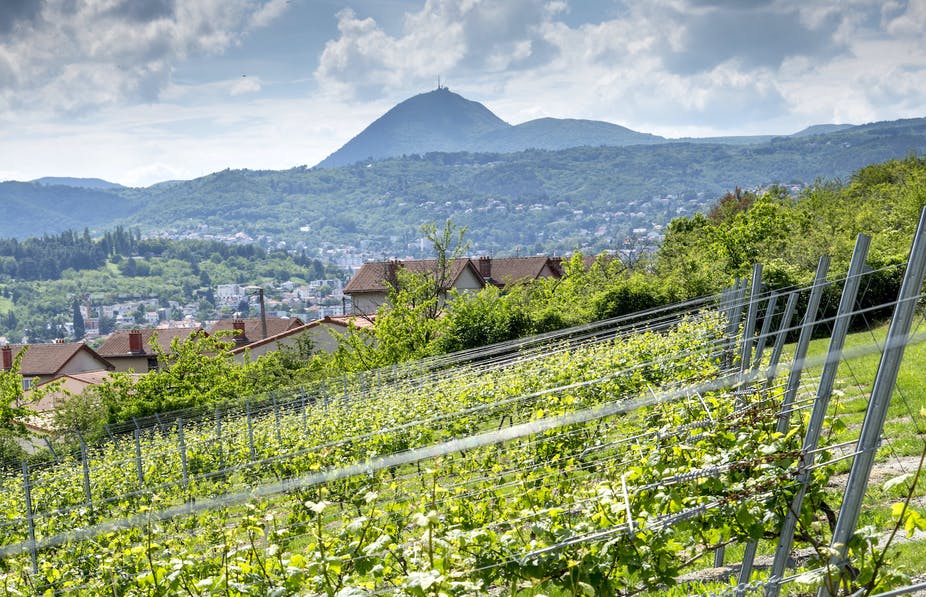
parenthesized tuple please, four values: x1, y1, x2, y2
(723, 279, 746, 372)
(134, 428, 144, 487)
(43, 437, 58, 462)
(258, 287, 268, 340)
(246, 401, 256, 462)
(720, 267, 763, 568)
(273, 393, 282, 443)
(739, 264, 764, 380)
(752, 292, 780, 370)
(776, 256, 830, 433)
(766, 234, 871, 597)
(178, 418, 189, 490)
(302, 391, 308, 433)
(21, 461, 38, 574)
(215, 406, 224, 470)
(735, 292, 796, 596)
(79, 434, 93, 511)
(765, 291, 799, 390)
(821, 209, 926, 596)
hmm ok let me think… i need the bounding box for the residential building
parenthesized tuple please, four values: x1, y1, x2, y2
(342, 256, 564, 315)
(343, 258, 485, 315)
(229, 315, 370, 363)
(96, 327, 204, 373)
(207, 317, 305, 347)
(1, 342, 114, 389)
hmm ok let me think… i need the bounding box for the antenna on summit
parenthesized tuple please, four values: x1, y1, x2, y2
(437, 74, 441, 90)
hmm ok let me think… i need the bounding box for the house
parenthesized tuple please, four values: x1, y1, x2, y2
(228, 315, 370, 363)
(207, 317, 305, 347)
(343, 259, 485, 314)
(1, 342, 114, 389)
(22, 370, 126, 433)
(96, 327, 204, 373)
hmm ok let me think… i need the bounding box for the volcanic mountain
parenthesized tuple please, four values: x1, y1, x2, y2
(316, 87, 663, 167)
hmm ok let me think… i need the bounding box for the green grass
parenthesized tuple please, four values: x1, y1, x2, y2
(0, 296, 12, 314)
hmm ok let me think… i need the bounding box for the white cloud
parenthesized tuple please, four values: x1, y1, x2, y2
(315, 0, 558, 99)
(230, 76, 262, 96)
(0, 0, 290, 114)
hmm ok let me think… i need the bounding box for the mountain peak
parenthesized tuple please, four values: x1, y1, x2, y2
(316, 88, 510, 168)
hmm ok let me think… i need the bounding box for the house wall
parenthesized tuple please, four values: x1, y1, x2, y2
(231, 324, 346, 364)
(350, 292, 386, 315)
(57, 351, 111, 378)
(105, 356, 151, 373)
(454, 268, 484, 291)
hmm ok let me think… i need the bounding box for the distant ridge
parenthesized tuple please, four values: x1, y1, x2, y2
(791, 124, 856, 137)
(317, 88, 861, 168)
(31, 176, 124, 190)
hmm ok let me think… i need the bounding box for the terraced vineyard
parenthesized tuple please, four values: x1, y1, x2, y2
(2, 233, 926, 595)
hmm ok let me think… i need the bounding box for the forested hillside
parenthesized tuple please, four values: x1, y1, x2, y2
(0, 229, 336, 342)
(4, 117, 926, 259)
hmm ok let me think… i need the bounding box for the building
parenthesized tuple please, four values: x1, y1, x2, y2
(206, 317, 305, 347)
(228, 315, 370, 363)
(342, 256, 564, 315)
(343, 258, 485, 315)
(1, 342, 114, 389)
(215, 284, 246, 307)
(96, 327, 205, 373)
(473, 256, 563, 287)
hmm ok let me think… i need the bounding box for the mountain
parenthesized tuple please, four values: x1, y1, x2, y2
(791, 124, 855, 137)
(318, 88, 666, 167)
(30, 176, 124, 189)
(484, 118, 664, 152)
(318, 88, 857, 168)
(0, 182, 138, 238)
(103, 115, 926, 258)
(317, 88, 509, 167)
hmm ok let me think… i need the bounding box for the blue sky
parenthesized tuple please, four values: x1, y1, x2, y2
(1, 0, 925, 186)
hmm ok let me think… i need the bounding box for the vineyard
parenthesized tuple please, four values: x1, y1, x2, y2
(3, 215, 926, 595)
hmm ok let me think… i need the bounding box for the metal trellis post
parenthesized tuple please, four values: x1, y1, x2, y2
(79, 433, 93, 511)
(820, 208, 926, 596)
(776, 256, 830, 433)
(764, 291, 800, 390)
(134, 427, 144, 487)
(752, 292, 780, 371)
(765, 234, 871, 597)
(21, 461, 38, 574)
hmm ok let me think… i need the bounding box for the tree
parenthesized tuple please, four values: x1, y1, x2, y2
(419, 219, 470, 319)
(72, 300, 85, 340)
(0, 348, 35, 462)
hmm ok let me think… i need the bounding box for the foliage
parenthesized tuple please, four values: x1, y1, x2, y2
(0, 230, 338, 342)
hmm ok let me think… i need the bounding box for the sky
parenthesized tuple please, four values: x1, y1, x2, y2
(1, 0, 925, 187)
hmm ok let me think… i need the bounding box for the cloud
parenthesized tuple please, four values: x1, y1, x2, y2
(0, 0, 41, 34)
(230, 76, 262, 96)
(315, 0, 561, 99)
(659, 3, 848, 75)
(0, 0, 290, 114)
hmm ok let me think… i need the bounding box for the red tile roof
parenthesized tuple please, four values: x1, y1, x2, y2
(207, 317, 304, 343)
(475, 256, 563, 286)
(344, 259, 484, 294)
(97, 328, 203, 358)
(3, 343, 113, 377)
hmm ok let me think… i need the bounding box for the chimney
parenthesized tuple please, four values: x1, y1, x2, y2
(478, 256, 491, 279)
(385, 260, 399, 288)
(1, 345, 11, 370)
(128, 329, 143, 353)
(232, 319, 248, 344)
